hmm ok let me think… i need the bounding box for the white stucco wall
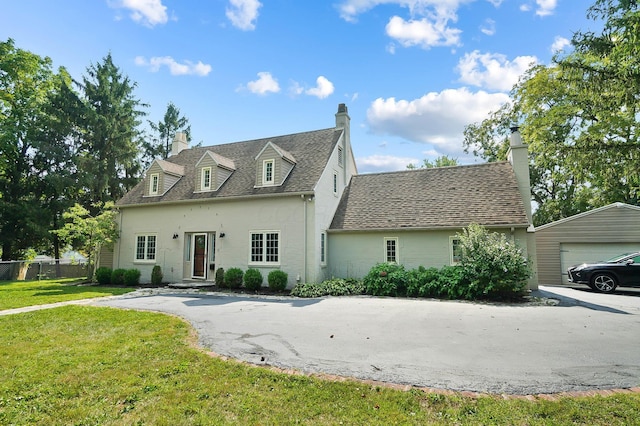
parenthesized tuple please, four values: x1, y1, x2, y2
(114, 196, 310, 287)
(328, 228, 534, 285)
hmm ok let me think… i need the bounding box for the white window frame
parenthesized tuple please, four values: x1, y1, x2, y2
(149, 173, 159, 196)
(263, 159, 274, 185)
(249, 230, 280, 265)
(450, 236, 462, 265)
(135, 234, 157, 263)
(320, 231, 327, 265)
(384, 237, 398, 264)
(201, 167, 212, 191)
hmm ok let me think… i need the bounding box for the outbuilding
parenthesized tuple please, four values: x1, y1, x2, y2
(536, 203, 640, 284)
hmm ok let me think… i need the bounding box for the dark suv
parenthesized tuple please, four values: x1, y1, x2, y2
(567, 252, 640, 293)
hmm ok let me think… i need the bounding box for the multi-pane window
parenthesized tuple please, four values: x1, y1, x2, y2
(320, 232, 326, 264)
(250, 231, 279, 264)
(451, 238, 462, 264)
(263, 160, 274, 185)
(384, 237, 398, 263)
(333, 172, 338, 194)
(201, 167, 211, 190)
(135, 235, 157, 261)
(149, 173, 159, 195)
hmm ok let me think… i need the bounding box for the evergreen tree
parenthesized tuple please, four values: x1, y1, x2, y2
(143, 101, 191, 166)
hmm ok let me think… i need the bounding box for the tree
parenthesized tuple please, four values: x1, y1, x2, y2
(53, 202, 119, 280)
(75, 53, 146, 209)
(463, 0, 640, 225)
(142, 101, 191, 166)
(407, 155, 458, 169)
(0, 39, 77, 260)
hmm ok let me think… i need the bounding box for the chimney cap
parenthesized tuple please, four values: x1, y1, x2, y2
(337, 103, 348, 114)
(510, 125, 520, 133)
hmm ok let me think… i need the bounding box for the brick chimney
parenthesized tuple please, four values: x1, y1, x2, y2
(171, 132, 188, 156)
(507, 126, 532, 225)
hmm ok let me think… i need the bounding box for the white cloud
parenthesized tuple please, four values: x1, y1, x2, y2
(226, 0, 262, 30)
(357, 154, 421, 173)
(135, 56, 212, 76)
(519, 3, 531, 12)
(480, 18, 495, 36)
(535, 0, 557, 16)
(551, 36, 570, 53)
(486, 0, 503, 6)
(338, 1, 469, 49)
(386, 15, 462, 48)
(456, 51, 537, 91)
(245, 72, 280, 95)
(108, 0, 168, 27)
(305, 76, 335, 99)
(366, 88, 510, 154)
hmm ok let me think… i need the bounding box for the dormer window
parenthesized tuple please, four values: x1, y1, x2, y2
(194, 151, 236, 193)
(201, 167, 212, 191)
(254, 142, 296, 188)
(149, 173, 159, 196)
(263, 159, 274, 185)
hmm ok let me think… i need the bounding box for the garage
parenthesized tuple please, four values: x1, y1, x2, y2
(536, 203, 640, 285)
(559, 242, 640, 284)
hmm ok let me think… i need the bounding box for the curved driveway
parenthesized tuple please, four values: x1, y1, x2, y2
(93, 285, 640, 395)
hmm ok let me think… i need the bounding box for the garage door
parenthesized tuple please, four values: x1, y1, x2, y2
(560, 243, 640, 284)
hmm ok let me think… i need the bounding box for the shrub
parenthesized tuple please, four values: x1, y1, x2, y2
(457, 223, 531, 300)
(151, 265, 163, 285)
(268, 270, 288, 292)
(95, 267, 112, 285)
(215, 267, 225, 288)
(363, 263, 409, 297)
(244, 268, 263, 291)
(224, 268, 244, 289)
(123, 269, 141, 286)
(406, 266, 439, 297)
(291, 278, 364, 298)
(111, 268, 126, 285)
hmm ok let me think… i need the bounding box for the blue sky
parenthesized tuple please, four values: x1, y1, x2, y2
(2, 0, 598, 173)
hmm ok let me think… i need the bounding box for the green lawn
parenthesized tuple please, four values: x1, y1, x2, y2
(0, 278, 136, 310)
(0, 305, 638, 425)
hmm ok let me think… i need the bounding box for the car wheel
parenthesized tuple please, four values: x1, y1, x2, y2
(591, 273, 617, 293)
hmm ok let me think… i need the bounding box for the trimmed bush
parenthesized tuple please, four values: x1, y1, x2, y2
(457, 223, 531, 300)
(268, 270, 288, 292)
(363, 263, 409, 297)
(123, 269, 141, 286)
(224, 268, 244, 289)
(244, 268, 263, 291)
(215, 267, 225, 288)
(95, 267, 112, 285)
(151, 265, 163, 285)
(291, 278, 364, 298)
(111, 268, 126, 285)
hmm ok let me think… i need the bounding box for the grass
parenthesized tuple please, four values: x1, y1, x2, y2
(0, 278, 136, 310)
(0, 305, 638, 425)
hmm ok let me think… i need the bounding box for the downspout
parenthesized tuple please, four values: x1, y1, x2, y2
(302, 194, 307, 284)
(117, 209, 123, 269)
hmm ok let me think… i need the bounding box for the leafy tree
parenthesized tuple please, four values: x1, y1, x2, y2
(407, 155, 458, 169)
(53, 202, 119, 280)
(0, 39, 77, 260)
(142, 101, 191, 166)
(75, 53, 146, 209)
(463, 0, 640, 225)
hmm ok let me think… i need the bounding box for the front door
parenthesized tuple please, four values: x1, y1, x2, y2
(192, 233, 207, 279)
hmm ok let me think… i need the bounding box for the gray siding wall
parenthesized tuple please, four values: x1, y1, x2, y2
(217, 167, 233, 190)
(255, 146, 280, 186)
(536, 206, 640, 284)
(164, 174, 180, 193)
(195, 154, 215, 191)
(145, 163, 163, 196)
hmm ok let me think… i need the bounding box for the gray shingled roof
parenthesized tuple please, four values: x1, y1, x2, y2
(118, 127, 342, 206)
(330, 162, 529, 231)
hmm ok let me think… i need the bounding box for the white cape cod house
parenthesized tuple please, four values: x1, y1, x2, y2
(111, 104, 538, 289)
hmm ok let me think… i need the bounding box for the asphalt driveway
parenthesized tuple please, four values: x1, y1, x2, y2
(92, 285, 640, 395)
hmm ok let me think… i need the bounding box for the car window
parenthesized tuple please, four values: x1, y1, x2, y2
(632, 255, 640, 264)
(606, 253, 634, 263)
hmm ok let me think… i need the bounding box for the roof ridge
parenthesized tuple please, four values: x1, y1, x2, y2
(191, 127, 339, 152)
(356, 160, 510, 177)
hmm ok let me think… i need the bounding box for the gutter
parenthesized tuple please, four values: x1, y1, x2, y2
(326, 223, 531, 233)
(117, 191, 316, 209)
